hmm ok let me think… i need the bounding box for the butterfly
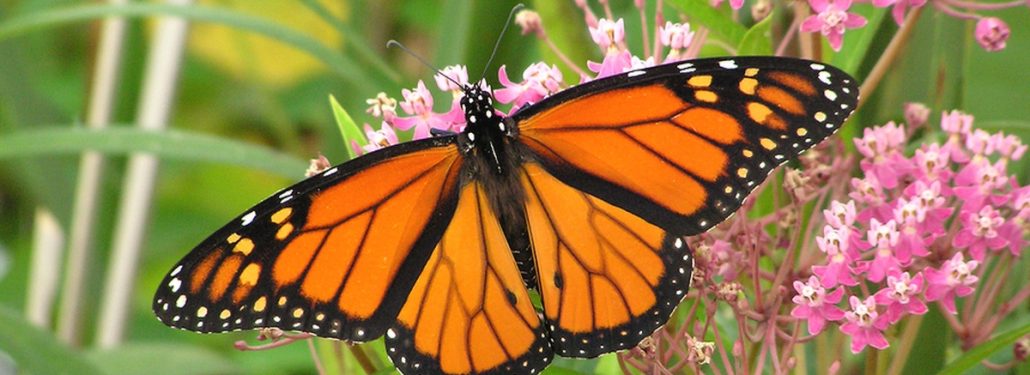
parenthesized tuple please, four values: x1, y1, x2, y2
(153, 56, 857, 374)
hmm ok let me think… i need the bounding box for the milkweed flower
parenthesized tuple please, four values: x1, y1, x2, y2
(975, 17, 1010, 52)
(434, 65, 469, 95)
(840, 296, 890, 352)
(588, 18, 633, 78)
(800, 0, 868, 51)
(924, 253, 979, 314)
(495, 62, 564, 108)
(874, 272, 928, 323)
(791, 276, 846, 335)
(392, 80, 464, 139)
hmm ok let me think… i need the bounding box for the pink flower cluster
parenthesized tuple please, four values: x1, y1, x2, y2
(792, 108, 1027, 353)
(358, 6, 700, 153)
(798, 0, 1014, 52)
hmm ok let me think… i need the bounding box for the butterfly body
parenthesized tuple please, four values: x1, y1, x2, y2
(154, 57, 858, 374)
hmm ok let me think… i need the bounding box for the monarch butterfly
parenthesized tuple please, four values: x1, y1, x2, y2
(153, 56, 858, 374)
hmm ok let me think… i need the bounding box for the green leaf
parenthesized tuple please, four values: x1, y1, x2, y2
(330, 94, 367, 161)
(736, 11, 774, 56)
(939, 320, 1030, 375)
(0, 3, 379, 91)
(85, 343, 242, 375)
(433, 0, 474, 68)
(0, 127, 308, 179)
(667, 0, 747, 46)
(0, 305, 104, 375)
(900, 309, 948, 375)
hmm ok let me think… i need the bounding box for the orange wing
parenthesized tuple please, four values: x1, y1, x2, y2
(514, 57, 858, 235)
(153, 138, 463, 342)
(520, 162, 694, 357)
(386, 181, 553, 374)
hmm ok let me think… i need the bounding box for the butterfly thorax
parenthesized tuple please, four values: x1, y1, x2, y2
(459, 84, 511, 176)
(457, 84, 538, 288)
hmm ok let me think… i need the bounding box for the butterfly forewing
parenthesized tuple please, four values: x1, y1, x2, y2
(153, 137, 464, 342)
(514, 57, 858, 235)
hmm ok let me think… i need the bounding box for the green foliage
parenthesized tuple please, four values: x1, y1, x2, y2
(0, 306, 104, 375)
(0, 127, 309, 179)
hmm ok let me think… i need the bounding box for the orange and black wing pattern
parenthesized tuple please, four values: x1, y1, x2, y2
(520, 162, 693, 357)
(513, 57, 858, 235)
(153, 137, 463, 342)
(385, 181, 553, 374)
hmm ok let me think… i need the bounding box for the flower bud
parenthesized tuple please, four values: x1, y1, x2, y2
(975, 17, 1010, 52)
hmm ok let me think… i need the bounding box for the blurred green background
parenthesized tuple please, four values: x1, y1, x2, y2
(0, 0, 1027, 374)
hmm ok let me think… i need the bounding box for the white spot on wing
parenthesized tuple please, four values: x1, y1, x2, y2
(322, 167, 338, 177)
(818, 71, 832, 84)
(241, 211, 256, 226)
(719, 60, 738, 69)
(824, 89, 838, 101)
(811, 63, 825, 70)
(627, 70, 645, 77)
(170, 265, 183, 276)
(677, 62, 694, 69)
(169, 278, 182, 292)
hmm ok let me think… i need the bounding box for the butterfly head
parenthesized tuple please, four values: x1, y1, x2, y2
(459, 83, 509, 174)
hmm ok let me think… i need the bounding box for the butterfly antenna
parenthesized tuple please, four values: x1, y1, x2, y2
(479, 3, 525, 82)
(387, 40, 462, 87)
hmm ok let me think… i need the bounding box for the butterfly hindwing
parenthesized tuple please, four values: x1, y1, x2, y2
(153, 137, 464, 342)
(386, 181, 553, 374)
(520, 162, 694, 357)
(514, 57, 858, 235)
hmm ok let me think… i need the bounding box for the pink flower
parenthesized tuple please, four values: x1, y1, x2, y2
(904, 102, 930, 129)
(709, 240, 744, 281)
(994, 133, 1027, 160)
(824, 200, 858, 228)
(953, 205, 1010, 261)
(814, 228, 860, 287)
(659, 21, 695, 62)
(588, 49, 634, 79)
(975, 17, 1010, 52)
(864, 219, 903, 282)
(365, 92, 398, 121)
(874, 272, 928, 324)
(892, 198, 931, 259)
(392, 80, 463, 140)
(840, 296, 890, 352)
(514, 9, 543, 38)
(791, 276, 846, 335)
(854, 122, 911, 189)
(940, 110, 974, 163)
(904, 180, 952, 234)
(924, 253, 979, 314)
(954, 159, 1009, 211)
(800, 0, 868, 51)
(353, 122, 399, 155)
(588, 19, 634, 78)
(494, 63, 563, 108)
(589, 18, 625, 53)
(913, 144, 951, 181)
(873, 0, 927, 25)
(434, 65, 469, 94)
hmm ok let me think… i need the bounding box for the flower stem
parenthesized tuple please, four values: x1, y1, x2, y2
(858, 5, 924, 109)
(95, 0, 192, 348)
(886, 315, 923, 375)
(939, 0, 1025, 10)
(57, 0, 128, 346)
